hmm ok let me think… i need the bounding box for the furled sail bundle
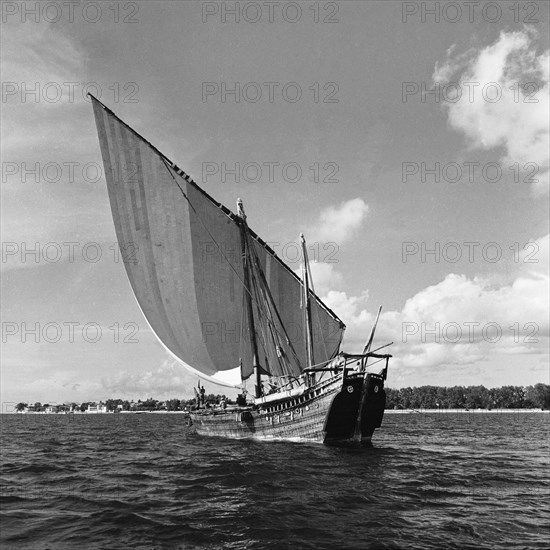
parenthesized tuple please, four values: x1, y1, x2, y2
(91, 96, 345, 381)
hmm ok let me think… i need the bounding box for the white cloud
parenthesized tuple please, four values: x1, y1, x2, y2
(1, 23, 102, 168)
(309, 198, 369, 244)
(324, 289, 372, 338)
(305, 261, 344, 296)
(433, 44, 473, 83)
(1, 23, 87, 106)
(101, 358, 238, 399)
(519, 233, 549, 277)
(433, 28, 549, 194)
(316, 234, 549, 383)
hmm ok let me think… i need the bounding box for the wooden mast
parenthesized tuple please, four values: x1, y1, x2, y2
(361, 305, 382, 371)
(237, 199, 262, 398)
(300, 234, 315, 375)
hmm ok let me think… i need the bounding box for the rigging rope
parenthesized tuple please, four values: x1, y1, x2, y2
(248, 238, 304, 374)
(161, 157, 304, 375)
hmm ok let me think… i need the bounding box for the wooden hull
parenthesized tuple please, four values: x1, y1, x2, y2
(190, 372, 386, 446)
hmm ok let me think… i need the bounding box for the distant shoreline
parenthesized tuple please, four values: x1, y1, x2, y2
(8, 410, 191, 415)
(385, 408, 548, 414)
(6, 408, 548, 415)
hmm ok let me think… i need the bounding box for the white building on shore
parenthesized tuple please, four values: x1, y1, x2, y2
(86, 403, 108, 413)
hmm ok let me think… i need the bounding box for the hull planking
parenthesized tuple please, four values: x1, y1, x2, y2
(190, 371, 386, 447)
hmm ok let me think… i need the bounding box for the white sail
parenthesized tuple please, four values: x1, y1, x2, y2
(91, 96, 345, 378)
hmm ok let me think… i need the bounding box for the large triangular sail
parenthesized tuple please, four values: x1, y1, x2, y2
(91, 96, 345, 380)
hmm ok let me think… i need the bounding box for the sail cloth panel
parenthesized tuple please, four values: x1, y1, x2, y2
(248, 245, 303, 379)
(92, 99, 246, 375)
(251, 240, 345, 368)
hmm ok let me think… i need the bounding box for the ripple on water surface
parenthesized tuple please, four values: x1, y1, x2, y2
(1, 412, 548, 549)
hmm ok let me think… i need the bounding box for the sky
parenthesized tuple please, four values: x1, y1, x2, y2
(1, 0, 549, 406)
